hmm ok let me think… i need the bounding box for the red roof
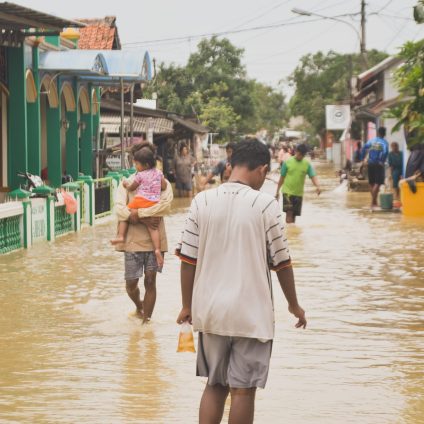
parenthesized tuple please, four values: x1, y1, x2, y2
(77, 16, 121, 50)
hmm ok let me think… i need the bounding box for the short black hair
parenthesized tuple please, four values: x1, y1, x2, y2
(226, 142, 237, 151)
(133, 147, 156, 169)
(296, 144, 308, 156)
(230, 139, 270, 171)
(378, 127, 386, 137)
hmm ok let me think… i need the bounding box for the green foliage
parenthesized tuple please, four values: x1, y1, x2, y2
(199, 97, 240, 140)
(288, 50, 388, 135)
(388, 39, 424, 148)
(414, 0, 424, 23)
(147, 37, 286, 142)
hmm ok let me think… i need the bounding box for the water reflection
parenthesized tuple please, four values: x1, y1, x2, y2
(120, 328, 167, 422)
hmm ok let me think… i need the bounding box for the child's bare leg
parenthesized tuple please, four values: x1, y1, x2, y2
(147, 226, 164, 268)
(111, 221, 129, 245)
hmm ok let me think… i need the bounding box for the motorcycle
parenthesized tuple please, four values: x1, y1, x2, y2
(17, 171, 58, 201)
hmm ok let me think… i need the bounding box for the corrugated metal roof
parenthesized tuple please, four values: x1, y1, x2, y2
(92, 50, 151, 78)
(0, 2, 84, 30)
(39, 51, 108, 75)
(39, 49, 151, 81)
(357, 56, 402, 86)
(100, 113, 174, 135)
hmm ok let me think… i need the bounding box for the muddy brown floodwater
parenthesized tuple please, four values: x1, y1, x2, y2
(0, 162, 423, 424)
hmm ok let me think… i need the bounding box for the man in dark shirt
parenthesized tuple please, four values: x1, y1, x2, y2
(201, 142, 236, 188)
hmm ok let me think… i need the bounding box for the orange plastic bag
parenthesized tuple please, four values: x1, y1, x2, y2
(177, 322, 196, 353)
(61, 190, 78, 214)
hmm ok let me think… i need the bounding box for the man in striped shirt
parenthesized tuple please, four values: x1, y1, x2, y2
(176, 139, 306, 424)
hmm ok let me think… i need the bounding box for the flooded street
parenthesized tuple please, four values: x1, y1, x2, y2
(0, 162, 423, 424)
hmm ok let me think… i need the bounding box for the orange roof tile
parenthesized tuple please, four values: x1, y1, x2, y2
(76, 16, 120, 50)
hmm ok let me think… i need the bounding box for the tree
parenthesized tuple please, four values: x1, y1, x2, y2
(199, 98, 240, 140)
(288, 50, 388, 135)
(389, 40, 424, 148)
(414, 0, 424, 23)
(147, 37, 287, 142)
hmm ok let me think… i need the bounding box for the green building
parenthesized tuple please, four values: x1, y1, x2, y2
(0, 3, 151, 253)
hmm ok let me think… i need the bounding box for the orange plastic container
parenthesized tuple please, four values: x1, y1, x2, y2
(400, 182, 424, 217)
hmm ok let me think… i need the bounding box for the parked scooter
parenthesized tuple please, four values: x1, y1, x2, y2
(16, 171, 58, 201)
(17, 171, 43, 191)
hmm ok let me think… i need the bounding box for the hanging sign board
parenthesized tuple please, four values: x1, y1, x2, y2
(325, 105, 351, 130)
(106, 155, 122, 171)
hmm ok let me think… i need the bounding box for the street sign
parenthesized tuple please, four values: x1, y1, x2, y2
(106, 155, 122, 171)
(326, 105, 351, 130)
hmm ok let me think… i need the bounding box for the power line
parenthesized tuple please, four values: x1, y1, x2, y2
(377, 12, 415, 21)
(123, 13, 361, 48)
(123, 17, 327, 47)
(230, 0, 293, 31)
(384, 18, 409, 50)
(213, 0, 291, 33)
(375, 0, 396, 13)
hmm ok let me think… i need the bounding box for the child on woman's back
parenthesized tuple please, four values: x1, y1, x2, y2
(111, 147, 166, 268)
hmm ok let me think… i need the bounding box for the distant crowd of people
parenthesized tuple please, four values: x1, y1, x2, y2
(351, 127, 404, 207)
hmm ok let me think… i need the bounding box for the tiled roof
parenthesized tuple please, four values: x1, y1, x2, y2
(77, 16, 120, 50)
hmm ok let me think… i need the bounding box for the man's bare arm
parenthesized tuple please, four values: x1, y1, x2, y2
(311, 176, 321, 195)
(275, 176, 285, 198)
(276, 265, 307, 329)
(176, 262, 196, 324)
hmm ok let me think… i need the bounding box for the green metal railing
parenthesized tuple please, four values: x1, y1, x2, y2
(0, 215, 22, 253)
(54, 205, 73, 236)
(94, 177, 113, 219)
(75, 180, 85, 224)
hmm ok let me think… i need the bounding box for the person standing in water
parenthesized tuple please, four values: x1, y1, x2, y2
(361, 127, 389, 209)
(275, 144, 321, 224)
(173, 143, 196, 198)
(200, 142, 236, 188)
(112, 147, 166, 269)
(177, 139, 306, 424)
(388, 142, 403, 200)
(114, 142, 173, 323)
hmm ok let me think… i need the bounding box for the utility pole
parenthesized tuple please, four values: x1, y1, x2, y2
(360, 0, 367, 69)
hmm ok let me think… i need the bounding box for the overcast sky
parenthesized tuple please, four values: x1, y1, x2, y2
(20, 0, 423, 96)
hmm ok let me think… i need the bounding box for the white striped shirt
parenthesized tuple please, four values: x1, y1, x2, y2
(176, 182, 291, 341)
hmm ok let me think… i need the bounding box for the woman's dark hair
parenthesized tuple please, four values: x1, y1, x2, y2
(179, 143, 188, 155)
(133, 147, 156, 169)
(230, 139, 270, 171)
(391, 141, 399, 152)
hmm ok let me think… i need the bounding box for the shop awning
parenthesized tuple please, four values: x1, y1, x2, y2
(101, 113, 174, 135)
(39, 49, 152, 82)
(39, 50, 108, 75)
(80, 50, 152, 84)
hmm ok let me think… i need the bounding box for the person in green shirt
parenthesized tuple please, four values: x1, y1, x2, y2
(275, 144, 321, 223)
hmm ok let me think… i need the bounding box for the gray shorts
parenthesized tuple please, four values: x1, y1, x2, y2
(196, 332, 272, 389)
(124, 252, 162, 280)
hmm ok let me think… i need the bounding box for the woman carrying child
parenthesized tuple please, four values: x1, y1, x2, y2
(111, 147, 166, 269)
